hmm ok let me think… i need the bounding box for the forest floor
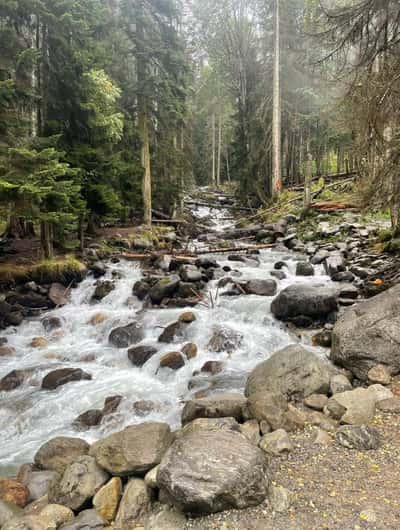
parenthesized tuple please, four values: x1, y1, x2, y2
(185, 405, 400, 530)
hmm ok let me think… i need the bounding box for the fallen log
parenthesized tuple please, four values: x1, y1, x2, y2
(196, 243, 276, 255)
(310, 201, 359, 212)
(119, 252, 196, 262)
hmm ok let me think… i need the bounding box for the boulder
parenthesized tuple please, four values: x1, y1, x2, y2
(304, 394, 328, 411)
(295, 262, 314, 276)
(0, 480, 29, 508)
(115, 479, 150, 530)
(90, 422, 173, 476)
(367, 364, 391, 386)
(179, 265, 202, 283)
(243, 280, 277, 296)
(259, 429, 292, 456)
(325, 252, 346, 277)
(0, 500, 22, 527)
(178, 311, 196, 323)
(207, 326, 243, 353)
(59, 510, 105, 530)
(177, 418, 240, 439)
(0, 346, 16, 357)
(34, 437, 90, 475)
(326, 388, 376, 425)
(91, 281, 115, 302)
(109, 322, 144, 348)
(2, 515, 56, 530)
(158, 321, 186, 343)
(0, 369, 33, 392)
(25, 471, 59, 502)
(335, 425, 380, 450)
(240, 420, 261, 445)
(93, 477, 122, 523)
(41, 369, 92, 391)
(39, 505, 74, 527)
(145, 505, 186, 530)
(48, 456, 109, 510)
(42, 317, 62, 333)
(268, 485, 292, 514)
(157, 430, 269, 514)
(377, 397, 400, 413)
(128, 345, 157, 367)
(132, 280, 150, 301)
(31, 337, 48, 348)
(181, 394, 247, 424)
(149, 276, 180, 305)
(246, 391, 288, 431)
(271, 283, 338, 322)
(245, 345, 331, 399)
(330, 374, 352, 394)
(331, 284, 400, 380)
(73, 410, 103, 430)
(312, 330, 332, 348)
(181, 343, 197, 359)
(159, 352, 185, 370)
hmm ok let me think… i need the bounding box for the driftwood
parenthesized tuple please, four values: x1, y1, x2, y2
(310, 201, 358, 212)
(196, 243, 276, 255)
(119, 252, 196, 262)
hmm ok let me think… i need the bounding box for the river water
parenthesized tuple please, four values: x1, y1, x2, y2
(0, 204, 331, 473)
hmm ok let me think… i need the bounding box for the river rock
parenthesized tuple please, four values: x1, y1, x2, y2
(312, 330, 332, 348)
(304, 394, 328, 411)
(335, 425, 380, 450)
(268, 485, 292, 513)
(368, 384, 393, 402)
(260, 429, 292, 456)
(177, 418, 240, 439)
(330, 374, 353, 394)
(59, 510, 105, 530)
(246, 391, 288, 431)
(42, 317, 62, 333)
(145, 505, 186, 530)
(158, 321, 186, 343)
(0, 345, 16, 357)
(41, 368, 92, 390)
(48, 284, 70, 307)
(296, 262, 314, 276)
(367, 364, 392, 385)
(25, 472, 59, 502)
(34, 437, 90, 475)
(132, 280, 150, 301)
(377, 397, 400, 413)
(326, 388, 376, 425)
(2, 515, 56, 530)
(325, 252, 346, 277)
(73, 409, 103, 430)
(200, 360, 223, 374)
(207, 326, 243, 353)
(159, 352, 185, 370)
(115, 479, 150, 530)
(179, 265, 202, 282)
(109, 322, 144, 348)
(181, 343, 197, 359)
(149, 275, 180, 304)
(90, 422, 173, 476)
(243, 280, 277, 296)
(92, 477, 122, 522)
(270, 270, 286, 280)
(181, 394, 247, 424)
(157, 430, 269, 514)
(91, 281, 115, 302)
(331, 284, 400, 380)
(271, 283, 338, 322)
(245, 345, 331, 399)
(0, 480, 29, 508)
(0, 500, 22, 527)
(0, 369, 33, 392)
(240, 420, 261, 445)
(48, 456, 108, 510)
(128, 345, 158, 367)
(39, 505, 74, 527)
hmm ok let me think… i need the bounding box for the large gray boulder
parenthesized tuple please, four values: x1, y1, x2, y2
(157, 430, 269, 514)
(331, 284, 400, 380)
(149, 275, 180, 304)
(115, 479, 150, 530)
(48, 456, 108, 511)
(90, 422, 173, 476)
(108, 322, 144, 348)
(34, 437, 90, 475)
(245, 345, 331, 399)
(271, 283, 338, 322)
(181, 394, 247, 424)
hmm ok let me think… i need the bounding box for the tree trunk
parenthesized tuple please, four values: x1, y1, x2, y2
(211, 112, 216, 187)
(272, 0, 282, 197)
(4, 215, 26, 239)
(217, 112, 222, 188)
(304, 151, 313, 208)
(40, 221, 53, 259)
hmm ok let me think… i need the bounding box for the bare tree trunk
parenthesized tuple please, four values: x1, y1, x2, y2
(217, 112, 222, 188)
(211, 113, 216, 187)
(272, 0, 282, 197)
(226, 147, 231, 182)
(304, 150, 313, 208)
(40, 221, 53, 259)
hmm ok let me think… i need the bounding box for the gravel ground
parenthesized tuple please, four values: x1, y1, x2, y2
(184, 410, 400, 530)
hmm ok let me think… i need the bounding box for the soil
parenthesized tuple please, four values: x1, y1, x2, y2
(185, 408, 400, 530)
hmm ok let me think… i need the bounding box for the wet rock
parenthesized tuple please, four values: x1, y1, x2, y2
(330, 374, 353, 394)
(0, 500, 23, 527)
(88, 313, 107, 326)
(200, 360, 223, 374)
(158, 321, 186, 343)
(93, 477, 122, 523)
(195, 257, 219, 269)
(132, 400, 157, 416)
(159, 352, 185, 370)
(41, 368, 92, 391)
(332, 271, 355, 282)
(259, 429, 292, 456)
(59, 509, 105, 530)
(90, 262, 107, 278)
(325, 252, 346, 277)
(367, 364, 391, 385)
(377, 397, 400, 413)
(304, 394, 328, 411)
(242, 279, 277, 296)
(7, 292, 51, 309)
(73, 410, 103, 430)
(336, 425, 380, 450)
(272, 283, 339, 323)
(91, 281, 115, 302)
(326, 388, 376, 425)
(245, 345, 331, 399)
(176, 282, 200, 298)
(149, 275, 180, 304)
(42, 317, 62, 333)
(312, 330, 332, 348)
(157, 430, 269, 514)
(207, 325, 243, 353)
(181, 343, 197, 359)
(155, 255, 172, 272)
(336, 283, 359, 299)
(31, 337, 48, 348)
(179, 265, 202, 282)
(0, 346, 15, 357)
(331, 284, 400, 380)
(178, 311, 196, 323)
(108, 322, 143, 348)
(40, 505, 74, 527)
(0, 479, 29, 508)
(34, 437, 90, 475)
(90, 422, 173, 476)
(295, 261, 314, 276)
(270, 270, 286, 280)
(132, 280, 150, 301)
(181, 394, 247, 424)
(102, 395, 123, 416)
(48, 456, 108, 510)
(177, 418, 240, 439)
(310, 249, 330, 265)
(49, 284, 70, 307)
(128, 345, 158, 367)
(0, 369, 33, 392)
(24, 472, 59, 502)
(115, 479, 150, 530)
